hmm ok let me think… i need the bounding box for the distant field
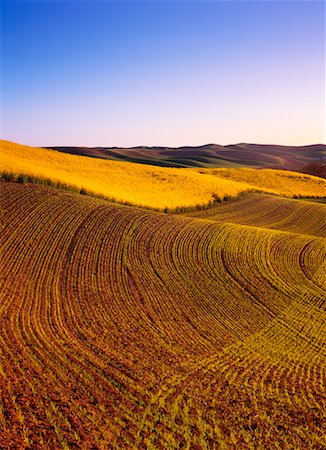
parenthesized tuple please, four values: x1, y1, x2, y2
(1, 182, 325, 448)
(47, 142, 326, 176)
(194, 167, 326, 199)
(1, 140, 326, 210)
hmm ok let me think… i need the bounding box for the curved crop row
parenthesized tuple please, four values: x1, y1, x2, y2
(0, 182, 325, 449)
(183, 192, 326, 237)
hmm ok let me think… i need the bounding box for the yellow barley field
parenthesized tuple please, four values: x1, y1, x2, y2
(1, 140, 325, 210)
(196, 167, 326, 198)
(0, 140, 250, 210)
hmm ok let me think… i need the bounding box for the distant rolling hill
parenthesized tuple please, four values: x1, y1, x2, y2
(46, 143, 326, 176)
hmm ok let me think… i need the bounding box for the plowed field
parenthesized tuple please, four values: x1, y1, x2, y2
(1, 182, 325, 449)
(182, 193, 326, 237)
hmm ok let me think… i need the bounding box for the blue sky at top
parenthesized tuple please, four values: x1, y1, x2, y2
(1, 0, 325, 146)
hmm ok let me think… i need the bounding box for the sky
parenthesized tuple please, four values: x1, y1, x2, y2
(1, 0, 325, 147)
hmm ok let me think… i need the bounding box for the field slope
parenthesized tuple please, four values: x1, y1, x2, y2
(1, 140, 326, 210)
(1, 182, 325, 449)
(182, 192, 326, 237)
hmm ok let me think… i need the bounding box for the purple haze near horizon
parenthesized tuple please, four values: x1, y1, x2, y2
(1, 1, 325, 147)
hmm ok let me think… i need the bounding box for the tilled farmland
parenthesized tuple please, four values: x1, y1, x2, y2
(0, 182, 325, 449)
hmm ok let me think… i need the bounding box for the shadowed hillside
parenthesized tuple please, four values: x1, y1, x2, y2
(46, 142, 326, 174)
(299, 162, 326, 178)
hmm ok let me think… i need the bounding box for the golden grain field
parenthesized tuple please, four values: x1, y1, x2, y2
(1, 140, 325, 211)
(195, 167, 326, 198)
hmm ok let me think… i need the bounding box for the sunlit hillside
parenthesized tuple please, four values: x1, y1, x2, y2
(195, 167, 326, 198)
(1, 182, 325, 449)
(1, 140, 326, 210)
(0, 140, 251, 210)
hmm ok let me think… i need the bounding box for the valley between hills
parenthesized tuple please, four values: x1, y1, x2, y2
(0, 140, 325, 449)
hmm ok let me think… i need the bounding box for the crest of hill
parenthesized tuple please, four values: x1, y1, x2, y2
(1, 139, 326, 210)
